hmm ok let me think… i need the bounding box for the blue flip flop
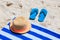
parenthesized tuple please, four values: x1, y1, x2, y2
(29, 8, 38, 20)
(38, 9, 48, 22)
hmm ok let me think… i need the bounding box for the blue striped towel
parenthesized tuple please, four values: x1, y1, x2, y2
(0, 22, 60, 40)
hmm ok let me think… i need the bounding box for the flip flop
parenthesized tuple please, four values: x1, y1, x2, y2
(38, 9, 47, 22)
(29, 8, 38, 20)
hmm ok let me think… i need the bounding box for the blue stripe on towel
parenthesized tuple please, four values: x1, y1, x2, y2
(0, 34, 11, 40)
(28, 31, 51, 40)
(7, 22, 10, 26)
(2, 28, 32, 40)
(32, 24, 60, 39)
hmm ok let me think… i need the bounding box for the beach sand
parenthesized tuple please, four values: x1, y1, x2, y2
(0, 0, 60, 33)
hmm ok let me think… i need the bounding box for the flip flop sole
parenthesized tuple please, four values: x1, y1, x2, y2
(38, 9, 47, 22)
(29, 8, 38, 20)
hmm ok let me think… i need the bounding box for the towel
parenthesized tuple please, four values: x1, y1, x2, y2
(0, 22, 60, 40)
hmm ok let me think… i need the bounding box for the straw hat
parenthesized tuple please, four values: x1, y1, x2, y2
(10, 16, 31, 34)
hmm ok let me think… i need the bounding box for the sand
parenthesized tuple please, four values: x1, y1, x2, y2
(0, 0, 60, 33)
